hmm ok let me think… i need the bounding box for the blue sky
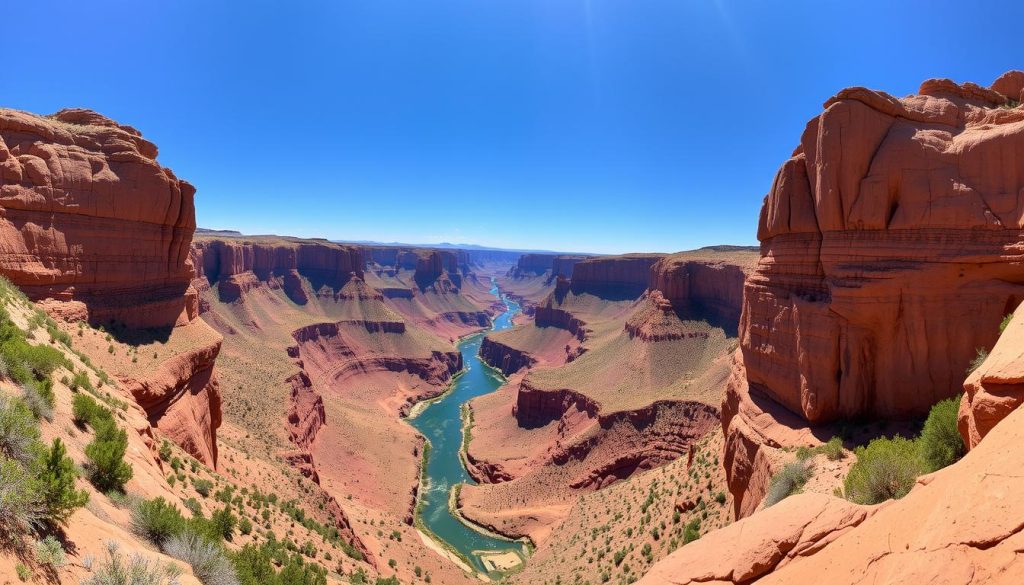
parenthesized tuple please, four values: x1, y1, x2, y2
(4, 2, 1023, 254)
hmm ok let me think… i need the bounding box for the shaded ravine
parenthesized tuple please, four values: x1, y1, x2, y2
(409, 280, 525, 574)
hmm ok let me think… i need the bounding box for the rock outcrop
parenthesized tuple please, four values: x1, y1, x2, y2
(649, 253, 753, 326)
(510, 254, 587, 280)
(0, 108, 198, 328)
(724, 72, 1024, 520)
(120, 335, 223, 467)
(0, 107, 224, 468)
(744, 71, 1024, 425)
(569, 254, 664, 298)
(959, 301, 1024, 449)
(191, 236, 364, 304)
(480, 335, 537, 375)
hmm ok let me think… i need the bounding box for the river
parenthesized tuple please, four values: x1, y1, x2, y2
(408, 279, 525, 575)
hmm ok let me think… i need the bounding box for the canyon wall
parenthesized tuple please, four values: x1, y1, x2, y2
(959, 301, 1024, 449)
(510, 253, 587, 279)
(725, 70, 1024, 518)
(0, 107, 223, 467)
(745, 71, 1024, 424)
(191, 237, 364, 304)
(569, 254, 664, 297)
(650, 254, 752, 325)
(0, 108, 198, 328)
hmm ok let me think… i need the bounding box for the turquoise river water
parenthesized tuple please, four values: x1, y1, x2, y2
(408, 280, 525, 574)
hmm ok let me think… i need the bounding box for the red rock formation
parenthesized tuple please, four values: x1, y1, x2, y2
(959, 301, 1024, 449)
(744, 71, 1024, 425)
(119, 335, 223, 467)
(569, 254, 664, 297)
(191, 237, 364, 304)
(725, 71, 1024, 519)
(509, 254, 587, 280)
(480, 336, 537, 375)
(649, 253, 753, 325)
(637, 493, 877, 585)
(512, 380, 601, 428)
(0, 108, 197, 328)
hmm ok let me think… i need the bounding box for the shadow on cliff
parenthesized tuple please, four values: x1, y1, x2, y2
(100, 320, 175, 345)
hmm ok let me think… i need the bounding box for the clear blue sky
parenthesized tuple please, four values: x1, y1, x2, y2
(4, 2, 1023, 254)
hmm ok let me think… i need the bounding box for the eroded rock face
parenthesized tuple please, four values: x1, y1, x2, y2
(191, 237, 364, 305)
(510, 254, 587, 280)
(959, 301, 1024, 449)
(0, 108, 198, 328)
(120, 335, 223, 467)
(569, 254, 664, 298)
(650, 255, 750, 326)
(745, 71, 1024, 425)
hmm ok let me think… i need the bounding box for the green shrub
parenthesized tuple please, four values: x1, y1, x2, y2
(194, 478, 214, 498)
(159, 440, 172, 462)
(211, 507, 237, 541)
(238, 516, 252, 536)
(967, 347, 989, 375)
(919, 396, 965, 472)
(34, 535, 66, 568)
(763, 460, 813, 507)
(71, 370, 93, 393)
(15, 563, 29, 581)
(844, 435, 921, 504)
(683, 518, 701, 544)
(0, 394, 41, 465)
(85, 418, 133, 492)
(0, 457, 41, 535)
(1000, 312, 1014, 333)
(72, 393, 99, 427)
(131, 498, 186, 548)
(821, 436, 845, 461)
(36, 438, 89, 525)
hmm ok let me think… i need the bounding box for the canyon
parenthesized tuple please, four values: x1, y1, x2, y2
(5, 70, 1024, 585)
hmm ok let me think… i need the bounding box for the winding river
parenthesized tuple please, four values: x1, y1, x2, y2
(409, 280, 525, 574)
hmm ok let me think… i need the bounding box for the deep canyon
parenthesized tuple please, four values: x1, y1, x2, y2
(3, 70, 1024, 585)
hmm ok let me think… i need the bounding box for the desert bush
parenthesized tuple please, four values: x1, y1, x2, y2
(844, 435, 921, 504)
(73, 392, 102, 427)
(683, 518, 701, 544)
(763, 460, 813, 507)
(821, 436, 845, 461)
(919, 395, 965, 472)
(22, 382, 53, 422)
(132, 497, 186, 548)
(71, 370, 94, 393)
(36, 438, 89, 525)
(85, 418, 133, 492)
(82, 540, 183, 585)
(34, 535, 67, 568)
(211, 507, 237, 541)
(1000, 312, 1014, 333)
(0, 457, 41, 535)
(0, 394, 41, 465)
(194, 478, 214, 498)
(164, 531, 240, 585)
(967, 347, 989, 375)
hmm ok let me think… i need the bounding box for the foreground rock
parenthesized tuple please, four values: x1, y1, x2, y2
(726, 71, 1024, 518)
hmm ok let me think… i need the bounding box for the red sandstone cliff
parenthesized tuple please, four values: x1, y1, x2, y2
(191, 236, 364, 304)
(0, 107, 224, 468)
(726, 70, 1024, 517)
(0, 108, 198, 328)
(569, 253, 664, 297)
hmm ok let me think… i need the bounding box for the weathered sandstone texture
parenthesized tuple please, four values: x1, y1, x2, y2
(0, 107, 224, 467)
(510, 253, 587, 280)
(745, 71, 1024, 424)
(191, 237, 364, 304)
(725, 71, 1024, 519)
(0, 108, 198, 328)
(569, 253, 664, 297)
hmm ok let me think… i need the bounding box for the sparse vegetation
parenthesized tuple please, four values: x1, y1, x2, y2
(764, 460, 813, 507)
(844, 435, 921, 504)
(1000, 312, 1014, 333)
(34, 535, 67, 568)
(83, 540, 183, 585)
(919, 395, 965, 472)
(85, 415, 133, 492)
(967, 347, 989, 375)
(37, 438, 90, 525)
